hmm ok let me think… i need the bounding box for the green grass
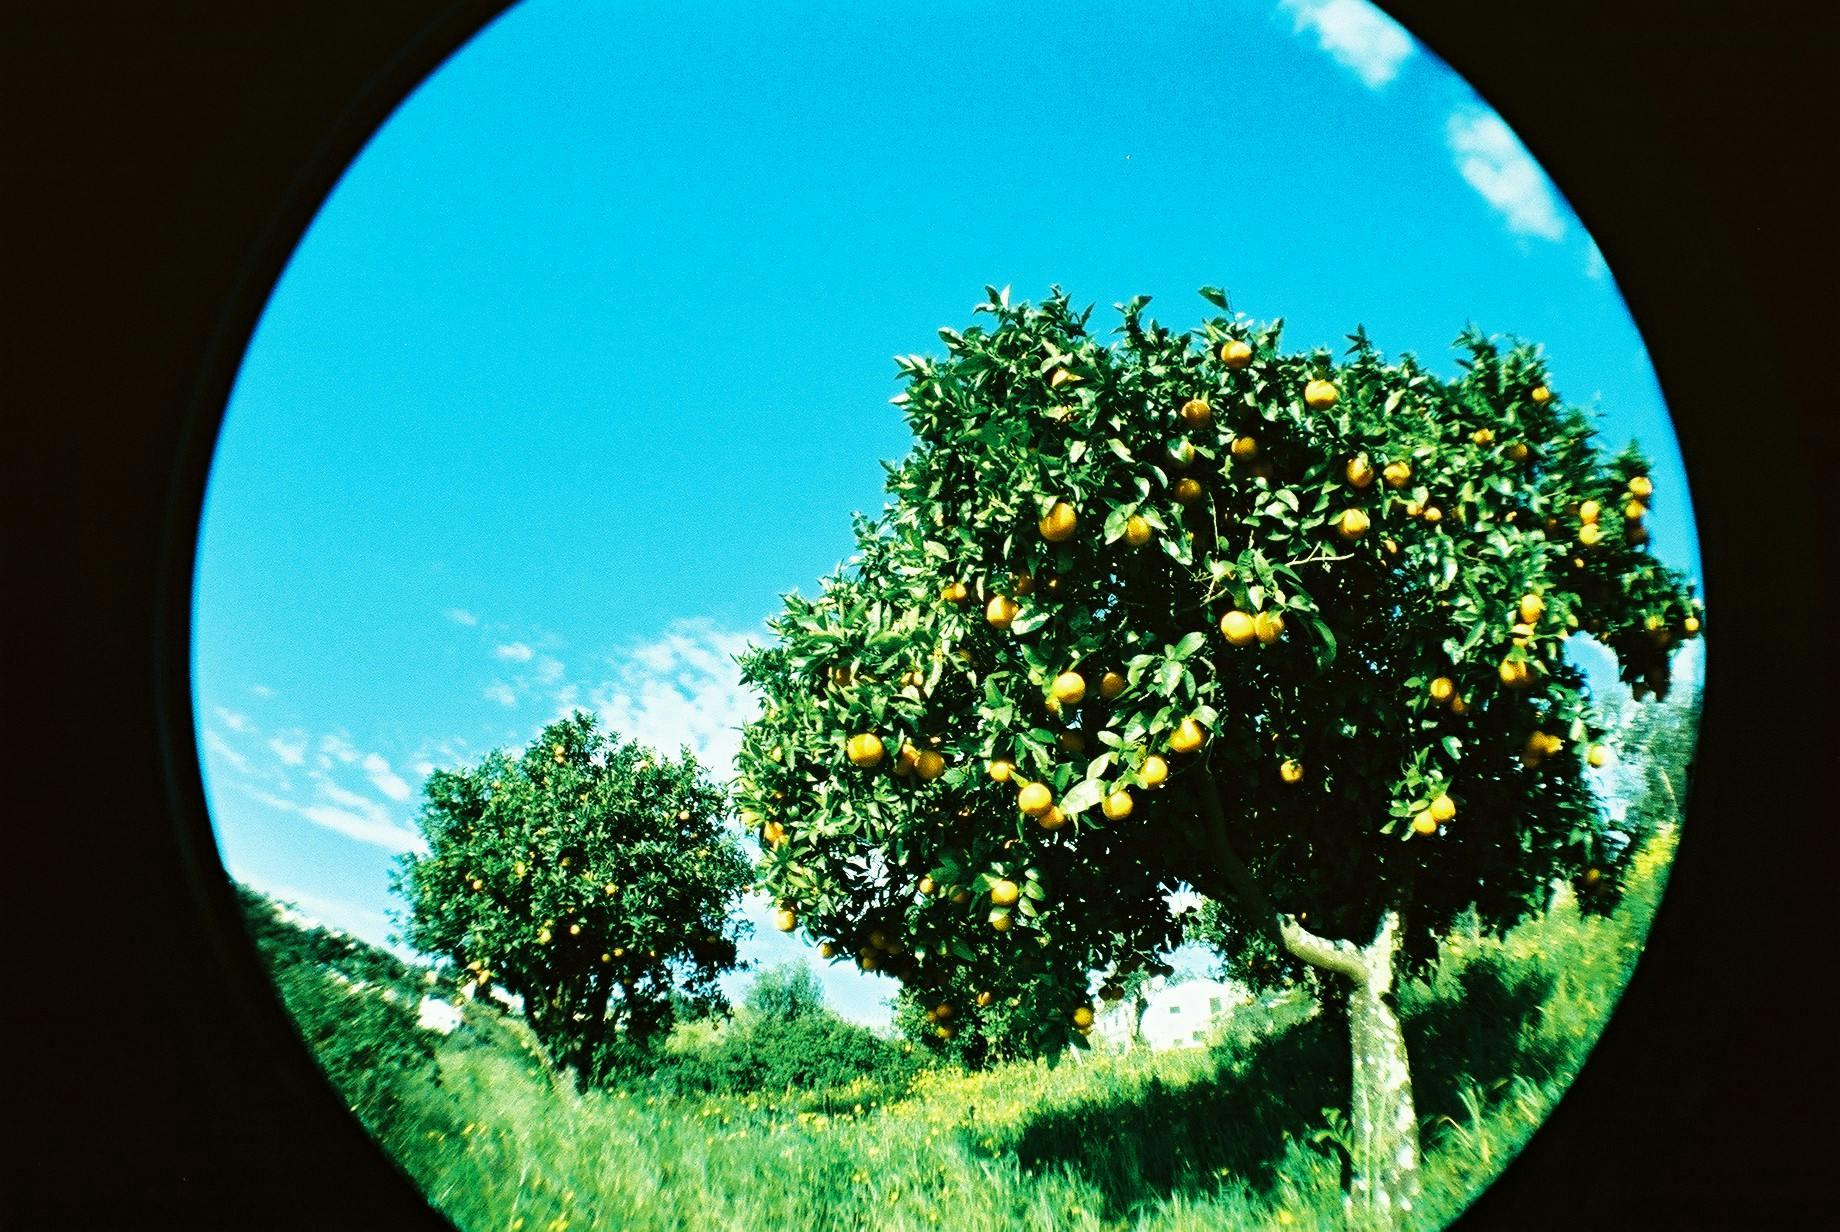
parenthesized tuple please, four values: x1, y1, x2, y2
(270, 825, 1678, 1232)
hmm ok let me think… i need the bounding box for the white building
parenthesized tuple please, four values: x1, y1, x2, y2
(1093, 977, 1249, 1051)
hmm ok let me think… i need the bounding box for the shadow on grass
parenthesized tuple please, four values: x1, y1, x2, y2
(997, 1011, 1348, 1221)
(1402, 953, 1561, 1130)
(997, 955, 1561, 1223)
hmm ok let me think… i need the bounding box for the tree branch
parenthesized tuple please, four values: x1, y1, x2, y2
(1192, 767, 1369, 985)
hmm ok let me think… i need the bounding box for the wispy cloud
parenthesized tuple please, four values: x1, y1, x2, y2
(445, 608, 479, 627)
(363, 752, 414, 802)
(318, 732, 361, 767)
(495, 642, 534, 663)
(1584, 238, 1609, 281)
(204, 729, 253, 776)
(590, 619, 762, 776)
(214, 707, 254, 733)
(231, 777, 425, 854)
(1446, 109, 1567, 241)
(484, 681, 519, 708)
(1279, 0, 1414, 90)
(267, 732, 308, 766)
(248, 684, 277, 699)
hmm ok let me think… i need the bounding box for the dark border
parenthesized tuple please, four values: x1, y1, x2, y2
(9, 1, 1833, 1227)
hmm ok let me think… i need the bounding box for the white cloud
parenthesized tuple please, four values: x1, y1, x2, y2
(1279, 0, 1414, 90)
(363, 752, 414, 802)
(1446, 109, 1567, 241)
(214, 707, 254, 733)
(248, 684, 276, 699)
(1584, 238, 1609, 281)
(318, 732, 361, 766)
(591, 619, 762, 776)
(203, 729, 252, 777)
(484, 681, 519, 707)
(535, 656, 565, 684)
(495, 642, 534, 663)
(267, 733, 308, 766)
(446, 608, 479, 626)
(230, 776, 425, 855)
(303, 780, 426, 853)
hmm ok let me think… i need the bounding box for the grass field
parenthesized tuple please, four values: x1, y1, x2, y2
(256, 823, 1674, 1232)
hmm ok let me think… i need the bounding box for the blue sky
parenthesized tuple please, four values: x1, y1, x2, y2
(192, 0, 1703, 1028)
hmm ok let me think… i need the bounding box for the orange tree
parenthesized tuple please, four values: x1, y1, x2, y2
(732, 287, 1700, 1225)
(392, 713, 751, 1088)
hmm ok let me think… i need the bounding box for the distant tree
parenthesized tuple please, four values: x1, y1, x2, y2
(731, 288, 1701, 1224)
(392, 713, 752, 1087)
(744, 960, 827, 1023)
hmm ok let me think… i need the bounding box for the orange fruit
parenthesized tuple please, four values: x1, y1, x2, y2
(1336, 508, 1371, 541)
(1039, 501, 1079, 542)
(1220, 338, 1254, 368)
(1140, 754, 1170, 788)
(1506, 442, 1531, 463)
(1219, 610, 1257, 646)
(1410, 812, 1438, 836)
(1168, 718, 1206, 755)
(941, 581, 969, 604)
(918, 876, 935, 896)
(985, 594, 1018, 629)
(1038, 805, 1068, 831)
(1422, 505, 1443, 524)
(1428, 676, 1455, 704)
(1578, 522, 1604, 547)
(1498, 657, 1532, 689)
(1230, 435, 1260, 460)
(1471, 427, 1496, 445)
(1627, 475, 1652, 498)
(1102, 789, 1134, 821)
(847, 733, 886, 767)
(991, 880, 1021, 906)
(1051, 671, 1087, 704)
(772, 908, 797, 932)
(1072, 1006, 1095, 1029)
(1124, 515, 1153, 547)
(1254, 610, 1286, 644)
(1518, 593, 1544, 624)
(1345, 454, 1375, 489)
(1303, 379, 1338, 409)
(1279, 759, 1304, 785)
(1057, 730, 1087, 755)
(915, 750, 946, 781)
(1180, 398, 1212, 428)
(1173, 477, 1204, 504)
(1430, 793, 1455, 823)
(1017, 782, 1054, 817)
(989, 910, 1013, 932)
(976, 991, 994, 1008)
(1099, 671, 1127, 700)
(1530, 385, 1552, 405)
(1013, 572, 1037, 596)
(1587, 744, 1611, 768)
(1578, 500, 1602, 525)
(1683, 616, 1701, 636)
(1450, 695, 1471, 716)
(988, 759, 1015, 783)
(892, 743, 919, 777)
(1383, 460, 1412, 489)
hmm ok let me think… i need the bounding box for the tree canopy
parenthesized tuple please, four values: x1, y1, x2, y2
(393, 712, 752, 1084)
(732, 287, 1700, 1055)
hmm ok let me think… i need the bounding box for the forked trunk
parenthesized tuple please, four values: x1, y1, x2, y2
(1188, 780, 1422, 1228)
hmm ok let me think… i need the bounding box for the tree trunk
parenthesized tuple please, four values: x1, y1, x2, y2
(1186, 777, 1421, 1229)
(1343, 912, 1420, 1231)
